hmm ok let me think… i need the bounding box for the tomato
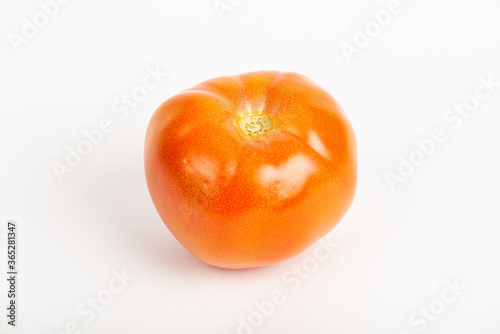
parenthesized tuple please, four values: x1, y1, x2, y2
(144, 71, 357, 269)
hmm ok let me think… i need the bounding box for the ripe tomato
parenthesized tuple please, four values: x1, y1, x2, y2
(144, 71, 357, 269)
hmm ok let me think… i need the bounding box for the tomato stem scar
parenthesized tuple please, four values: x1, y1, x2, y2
(238, 114, 272, 137)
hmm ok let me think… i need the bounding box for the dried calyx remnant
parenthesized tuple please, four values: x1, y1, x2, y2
(238, 114, 272, 137)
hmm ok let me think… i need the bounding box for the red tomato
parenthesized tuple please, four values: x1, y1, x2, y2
(144, 71, 357, 269)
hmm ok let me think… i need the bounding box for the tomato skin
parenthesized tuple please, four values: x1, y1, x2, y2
(144, 71, 357, 269)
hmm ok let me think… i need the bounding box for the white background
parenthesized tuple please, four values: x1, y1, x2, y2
(1, 0, 500, 333)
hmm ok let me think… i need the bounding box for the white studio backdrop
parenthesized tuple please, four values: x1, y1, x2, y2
(0, 0, 500, 333)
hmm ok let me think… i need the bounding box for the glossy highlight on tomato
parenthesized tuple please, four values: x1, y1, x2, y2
(144, 71, 357, 269)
